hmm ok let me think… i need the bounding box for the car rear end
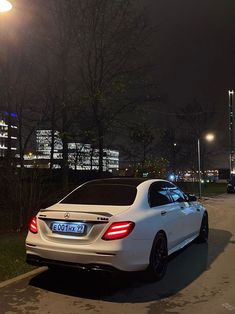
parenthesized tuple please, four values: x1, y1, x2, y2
(25, 180, 149, 272)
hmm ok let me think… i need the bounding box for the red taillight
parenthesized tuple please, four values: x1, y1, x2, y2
(29, 217, 38, 234)
(102, 221, 135, 241)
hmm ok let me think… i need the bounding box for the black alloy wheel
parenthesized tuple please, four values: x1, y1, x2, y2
(145, 232, 168, 282)
(197, 213, 209, 243)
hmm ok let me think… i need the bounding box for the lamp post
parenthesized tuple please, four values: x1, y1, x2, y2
(197, 133, 215, 199)
(173, 143, 177, 180)
(229, 90, 234, 177)
(197, 138, 202, 198)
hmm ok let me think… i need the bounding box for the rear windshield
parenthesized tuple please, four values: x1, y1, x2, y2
(60, 184, 137, 206)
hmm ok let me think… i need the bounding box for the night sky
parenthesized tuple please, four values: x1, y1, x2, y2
(2, 0, 235, 168)
(146, 0, 235, 167)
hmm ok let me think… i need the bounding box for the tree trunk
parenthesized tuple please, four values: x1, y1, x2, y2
(62, 106, 69, 189)
(98, 123, 104, 173)
(50, 103, 55, 171)
(6, 106, 12, 163)
(90, 147, 94, 170)
(18, 108, 24, 169)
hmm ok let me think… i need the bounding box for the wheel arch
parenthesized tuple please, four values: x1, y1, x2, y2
(150, 229, 168, 255)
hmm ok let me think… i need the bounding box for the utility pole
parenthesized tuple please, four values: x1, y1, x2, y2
(229, 90, 234, 178)
(197, 133, 215, 199)
(173, 143, 177, 180)
(197, 138, 202, 199)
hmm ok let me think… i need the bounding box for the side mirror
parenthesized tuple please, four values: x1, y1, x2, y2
(187, 194, 197, 202)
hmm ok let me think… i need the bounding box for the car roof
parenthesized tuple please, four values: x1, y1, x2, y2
(85, 178, 150, 187)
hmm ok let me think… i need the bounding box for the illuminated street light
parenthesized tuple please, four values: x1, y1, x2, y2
(198, 133, 215, 198)
(172, 143, 177, 180)
(205, 133, 215, 142)
(0, 0, 12, 13)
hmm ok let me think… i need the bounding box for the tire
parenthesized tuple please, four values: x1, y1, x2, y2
(145, 232, 168, 282)
(197, 212, 209, 243)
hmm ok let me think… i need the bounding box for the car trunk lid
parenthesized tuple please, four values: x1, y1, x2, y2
(37, 204, 130, 244)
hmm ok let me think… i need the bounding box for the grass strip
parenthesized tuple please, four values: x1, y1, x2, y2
(0, 232, 35, 282)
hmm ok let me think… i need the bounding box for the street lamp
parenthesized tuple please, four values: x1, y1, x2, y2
(228, 90, 234, 177)
(205, 133, 215, 142)
(197, 133, 215, 198)
(0, 0, 12, 13)
(173, 143, 177, 180)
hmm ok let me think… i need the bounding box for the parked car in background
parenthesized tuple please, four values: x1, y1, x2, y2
(26, 178, 208, 281)
(227, 177, 235, 193)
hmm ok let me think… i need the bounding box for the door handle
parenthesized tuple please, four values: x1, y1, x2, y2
(161, 211, 167, 216)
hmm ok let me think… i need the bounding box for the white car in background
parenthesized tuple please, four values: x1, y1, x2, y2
(26, 178, 208, 281)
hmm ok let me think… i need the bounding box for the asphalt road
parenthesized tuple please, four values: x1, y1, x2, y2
(0, 194, 235, 314)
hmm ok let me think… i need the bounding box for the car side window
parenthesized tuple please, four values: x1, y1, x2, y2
(149, 182, 172, 207)
(168, 186, 187, 203)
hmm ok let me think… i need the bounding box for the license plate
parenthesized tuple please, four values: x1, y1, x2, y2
(51, 222, 86, 235)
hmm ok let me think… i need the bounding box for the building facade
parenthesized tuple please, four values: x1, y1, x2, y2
(31, 129, 119, 172)
(0, 112, 18, 157)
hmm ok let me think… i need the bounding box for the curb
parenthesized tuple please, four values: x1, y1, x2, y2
(0, 267, 47, 289)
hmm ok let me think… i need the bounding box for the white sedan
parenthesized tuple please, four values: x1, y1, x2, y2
(26, 178, 208, 281)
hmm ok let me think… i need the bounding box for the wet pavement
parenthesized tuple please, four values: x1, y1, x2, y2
(0, 194, 235, 314)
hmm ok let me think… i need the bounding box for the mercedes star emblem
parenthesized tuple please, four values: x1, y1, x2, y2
(64, 212, 70, 219)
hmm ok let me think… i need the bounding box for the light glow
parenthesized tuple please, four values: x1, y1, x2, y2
(0, 0, 12, 13)
(169, 174, 175, 181)
(205, 133, 215, 142)
(29, 217, 38, 234)
(229, 90, 234, 96)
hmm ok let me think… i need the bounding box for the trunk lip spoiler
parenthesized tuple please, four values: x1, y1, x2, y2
(38, 217, 108, 225)
(39, 210, 113, 217)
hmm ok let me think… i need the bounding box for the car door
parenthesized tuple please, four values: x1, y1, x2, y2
(148, 182, 186, 251)
(167, 185, 201, 239)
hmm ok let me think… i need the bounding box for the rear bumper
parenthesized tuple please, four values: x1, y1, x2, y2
(25, 240, 150, 272)
(26, 254, 118, 272)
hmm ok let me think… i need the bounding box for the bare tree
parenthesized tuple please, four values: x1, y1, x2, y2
(159, 128, 178, 174)
(34, 0, 81, 186)
(176, 99, 216, 172)
(74, 0, 152, 172)
(0, 15, 48, 229)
